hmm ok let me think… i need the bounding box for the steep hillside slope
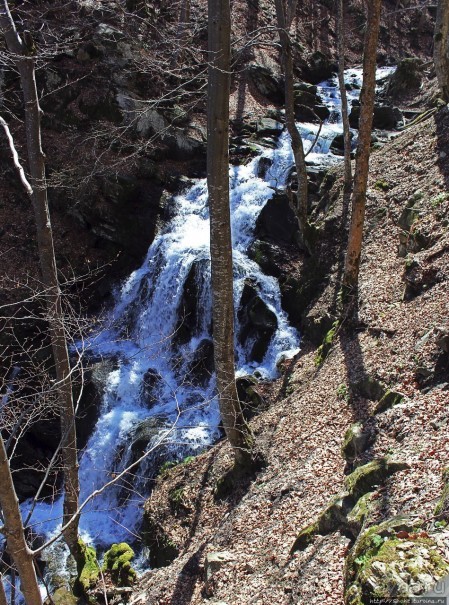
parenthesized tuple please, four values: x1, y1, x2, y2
(129, 107, 449, 605)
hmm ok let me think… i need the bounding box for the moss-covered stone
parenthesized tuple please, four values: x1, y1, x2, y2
(76, 540, 99, 594)
(341, 423, 373, 462)
(345, 517, 449, 603)
(346, 492, 374, 537)
(373, 390, 404, 414)
(345, 458, 409, 500)
(46, 587, 78, 605)
(141, 514, 179, 568)
(314, 320, 340, 366)
(435, 468, 449, 520)
(103, 542, 136, 587)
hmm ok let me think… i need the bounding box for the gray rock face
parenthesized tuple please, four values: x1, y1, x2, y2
(248, 64, 284, 102)
(238, 280, 278, 363)
(349, 103, 403, 130)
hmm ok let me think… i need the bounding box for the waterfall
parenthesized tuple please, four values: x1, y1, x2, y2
(19, 66, 396, 564)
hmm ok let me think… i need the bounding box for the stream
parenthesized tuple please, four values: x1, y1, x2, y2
(18, 66, 395, 588)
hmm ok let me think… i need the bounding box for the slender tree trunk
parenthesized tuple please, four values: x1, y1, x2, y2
(170, 0, 191, 69)
(337, 0, 352, 192)
(0, 0, 80, 562)
(342, 0, 382, 294)
(0, 435, 42, 605)
(274, 0, 313, 254)
(0, 576, 8, 605)
(207, 0, 255, 468)
(434, 0, 449, 101)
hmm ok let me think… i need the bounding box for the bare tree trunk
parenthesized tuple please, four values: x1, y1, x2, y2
(434, 0, 449, 101)
(274, 0, 313, 255)
(0, 435, 42, 605)
(0, 576, 8, 605)
(342, 0, 382, 294)
(170, 0, 191, 69)
(0, 0, 80, 563)
(337, 0, 352, 193)
(207, 0, 255, 468)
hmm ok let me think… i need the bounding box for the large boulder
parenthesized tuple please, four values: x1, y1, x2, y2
(293, 82, 330, 123)
(238, 280, 278, 362)
(303, 51, 337, 84)
(349, 103, 403, 130)
(386, 57, 423, 101)
(187, 339, 214, 387)
(175, 259, 211, 344)
(330, 132, 354, 156)
(255, 192, 299, 245)
(248, 64, 284, 103)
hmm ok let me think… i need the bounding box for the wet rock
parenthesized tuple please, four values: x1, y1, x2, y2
(248, 64, 284, 102)
(141, 368, 162, 406)
(330, 132, 354, 155)
(247, 240, 283, 277)
(257, 157, 274, 179)
(255, 118, 283, 137)
(349, 103, 403, 130)
(130, 416, 169, 460)
(175, 259, 211, 345)
(303, 51, 337, 84)
(187, 339, 214, 387)
(294, 103, 330, 123)
(238, 280, 278, 363)
(255, 192, 298, 245)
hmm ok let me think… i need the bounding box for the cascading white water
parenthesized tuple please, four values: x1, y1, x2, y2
(20, 66, 396, 567)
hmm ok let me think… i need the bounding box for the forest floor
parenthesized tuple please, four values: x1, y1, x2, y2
(129, 101, 449, 605)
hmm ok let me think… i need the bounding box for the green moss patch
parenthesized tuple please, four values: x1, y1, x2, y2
(76, 540, 100, 595)
(344, 458, 409, 500)
(103, 542, 136, 587)
(345, 518, 449, 603)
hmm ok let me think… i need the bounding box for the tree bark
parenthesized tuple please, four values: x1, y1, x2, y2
(207, 0, 255, 468)
(0, 435, 42, 605)
(337, 0, 352, 192)
(434, 0, 449, 101)
(274, 0, 312, 254)
(0, 0, 80, 563)
(342, 0, 382, 294)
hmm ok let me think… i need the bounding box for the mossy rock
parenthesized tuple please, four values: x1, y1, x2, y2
(352, 375, 386, 402)
(341, 422, 374, 462)
(345, 517, 449, 603)
(345, 458, 409, 500)
(435, 468, 449, 520)
(141, 514, 179, 568)
(373, 390, 404, 414)
(346, 492, 374, 537)
(103, 542, 136, 587)
(76, 541, 99, 594)
(46, 588, 78, 605)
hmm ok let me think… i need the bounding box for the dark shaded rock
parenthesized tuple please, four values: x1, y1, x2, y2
(330, 132, 354, 155)
(247, 64, 284, 103)
(141, 368, 162, 406)
(353, 374, 386, 401)
(236, 375, 265, 420)
(294, 103, 330, 123)
(257, 157, 273, 179)
(373, 390, 404, 414)
(303, 51, 337, 84)
(175, 259, 211, 345)
(255, 192, 298, 245)
(141, 514, 179, 568)
(255, 118, 283, 137)
(247, 240, 283, 277)
(187, 339, 214, 387)
(130, 416, 169, 462)
(238, 280, 278, 363)
(349, 103, 403, 130)
(386, 57, 423, 101)
(436, 326, 449, 354)
(301, 309, 335, 346)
